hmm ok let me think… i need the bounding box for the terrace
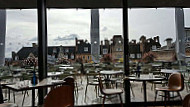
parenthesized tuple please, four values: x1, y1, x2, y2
(0, 0, 190, 107)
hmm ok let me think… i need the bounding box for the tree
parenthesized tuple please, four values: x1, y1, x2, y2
(101, 54, 112, 64)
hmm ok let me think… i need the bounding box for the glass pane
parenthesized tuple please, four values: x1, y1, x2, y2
(129, 8, 190, 102)
(3, 9, 38, 106)
(47, 9, 123, 106)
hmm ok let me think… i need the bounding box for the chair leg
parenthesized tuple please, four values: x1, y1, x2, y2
(85, 85, 88, 95)
(84, 84, 88, 101)
(26, 91, 29, 96)
(119, 94, 123, 107)
(95, 85, 97, 98)
(164, 91, 167, 107)
(141, 83, 143, 93)
(155, 90, 158, 101)
(151, 83, 153, 90)
(185, 83, 189, 92)
(75, 82, 78, 94)
(167, 92, 170, 101)
(102, 95, 106, 107)
(177, 92, 182, 101)
(22, 91, 27, 106)
(13, 91, 15, 103)
(130, 86, 135, 97)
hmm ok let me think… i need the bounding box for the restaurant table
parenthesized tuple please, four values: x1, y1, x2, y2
(126, 76, 165, 102)
(160, 69, 186, 79)
(11, 68, 25, 74)
(47, 72, 63, 77)
(3, 78, 64, 107)
(100, 70, 124, 88)
(59, 67, 74, 71)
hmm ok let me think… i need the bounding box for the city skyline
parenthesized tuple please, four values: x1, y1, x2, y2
(4, 8, 190, 58)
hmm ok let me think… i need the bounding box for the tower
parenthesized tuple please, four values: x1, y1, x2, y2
(0, 10, 6, 66)
(90, 9, 100, 63)
(175, 8, 186, 61)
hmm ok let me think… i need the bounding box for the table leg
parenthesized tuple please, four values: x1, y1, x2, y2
(13, 92, 15, 103)
(8, 89, 10, 101)
(143, 81, 147, 102)
(32, 89, 35, 107)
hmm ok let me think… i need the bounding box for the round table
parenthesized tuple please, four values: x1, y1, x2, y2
(100, 70, 124, 88)
(160, 69, 186, 79)
(126, 76, 165, 102)
(59, 67, 74, 72)
(47, 72, 64, 77)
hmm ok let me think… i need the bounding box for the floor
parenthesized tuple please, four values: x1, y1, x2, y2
(2, 75, 187, 107)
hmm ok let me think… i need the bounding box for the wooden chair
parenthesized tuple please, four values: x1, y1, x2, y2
(98, 77, 123, 107)
(44, 77, 74, 107)
(183, 94, 190, 107)
(155, 72, 184, 102)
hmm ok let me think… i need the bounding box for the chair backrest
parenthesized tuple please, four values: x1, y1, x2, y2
(44, 85, 74, 107)
(183, 94, 190, 107)
(168, 73, 184, 91)
(86, 71, 98, 83)
(98, 77, 105, 95)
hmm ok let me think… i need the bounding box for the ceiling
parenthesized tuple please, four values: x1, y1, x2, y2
(0, 0, 190, 9)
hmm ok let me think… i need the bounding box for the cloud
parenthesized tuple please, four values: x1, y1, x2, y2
(54, 34, 79, 41)
(101, 26, 107, 32)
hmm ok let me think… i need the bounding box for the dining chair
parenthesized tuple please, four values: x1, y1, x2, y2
(155, 72, 184, 102)
(98, 77, 123, 107)
(84, 71, 99, 100)
(183, 71, 190, 92)
(183, 93, 190, 107)
(44, 85, 74, 107)
(44, 77, 74, 107)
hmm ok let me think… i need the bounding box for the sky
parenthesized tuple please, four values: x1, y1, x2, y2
(4, 8, 190, 58)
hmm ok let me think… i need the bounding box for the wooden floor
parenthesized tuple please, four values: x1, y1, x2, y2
(2, 75, 186, 107)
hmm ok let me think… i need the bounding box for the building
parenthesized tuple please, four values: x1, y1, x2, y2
(140, 35, 161, 55)
(75, 38, 92, 63)
(12, 43, 76, 63)
(0, 10, 6, 66)
(110, 35, 124, 62)
(100, 39, 111, 56)
(12, 43, 38, 60)
(146, 38, 176, 63)
(90, 9, 100, 63)
(129, 40, 142, 62)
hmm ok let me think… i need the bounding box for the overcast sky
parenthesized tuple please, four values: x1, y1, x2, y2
(5, 8, 190, 58)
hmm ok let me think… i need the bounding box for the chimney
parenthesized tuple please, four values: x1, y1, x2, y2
(157, 36, 160, 43)
(132, 40, 136, 44)
(165, 38, 172, 49)
(154, 37, 157, 42)
(32, 43, 37, 47)
(12, 51, 16, 60)
(101, 41, 103, 45)
(105, 39, 109, 46)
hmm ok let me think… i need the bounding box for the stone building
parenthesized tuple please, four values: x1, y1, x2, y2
(140, 35, 161, 55)
(110, 35, 124, 62)
(75, 38, 92, 63)
(100, 39, 111, 57)
(12, 43, 76, 63)
(129, 40, 142, 62)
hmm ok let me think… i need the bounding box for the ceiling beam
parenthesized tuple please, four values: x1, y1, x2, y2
(0, 0, 190, 9)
